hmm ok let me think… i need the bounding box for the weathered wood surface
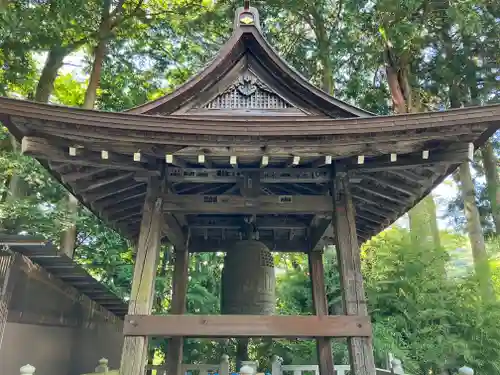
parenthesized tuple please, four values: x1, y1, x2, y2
(333, 172, 376, 375)
(3, 96, 497, 136)
(188, 238, 308, 253)
(14, 131, 475, 246)
(162, 195, 331, 214)
(308, 251, 335, 375)
(165, 248, 189, 375)
(119, 178, 164, 375)
(21, 136, 159, 174)
(123, 315, 372, 337)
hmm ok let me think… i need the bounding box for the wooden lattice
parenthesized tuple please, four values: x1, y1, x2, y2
(204, 72, 292, 110)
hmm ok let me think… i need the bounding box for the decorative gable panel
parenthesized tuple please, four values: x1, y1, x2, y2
(202, 72, 292, 110)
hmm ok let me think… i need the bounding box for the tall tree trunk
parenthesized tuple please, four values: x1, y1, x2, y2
(60, 0, 112, 258)
(481, 141, 500, 233)
(7, 46, 68, 203)
(310, 9, 334, 94)
(60, 40, 108, 258)
(83, 40, 107, 109)
(458, 162, 494, 299)
(382, 40, 442, 250)
(34, 47, 67, 102)
(409, 195, 441, 250)
(448, 67, 494, 297)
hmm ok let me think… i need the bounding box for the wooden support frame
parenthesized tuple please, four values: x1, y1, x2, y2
(165, 248, 189, 375)
(308, 251, 335, 375)
(188, 238, 308, 253)
(163, 194, 331, 214)
(348, 143, 470, 172)
(21, 136, 159, 175)
(333, 170, 376, 375)
(119, 177, 165, 375)
(167, 167, 330, 184)
(123, 315, 371, 337)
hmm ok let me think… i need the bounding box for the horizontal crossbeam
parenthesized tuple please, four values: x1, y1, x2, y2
(168, 167, 331, 184)
(123, 315, 372, 337)
(188, 238, 307, 252)
(163, 194, 331, 214)
(188, 216, 309, 230)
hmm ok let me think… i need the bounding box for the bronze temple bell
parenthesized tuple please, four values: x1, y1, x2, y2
(221, 240, 276, 368)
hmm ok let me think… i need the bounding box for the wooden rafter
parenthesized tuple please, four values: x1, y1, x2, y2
(21, 136, 160, 175)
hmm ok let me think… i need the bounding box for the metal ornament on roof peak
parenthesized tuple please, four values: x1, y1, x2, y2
(243, 0, 250, 10)
(239, 11, 255, 25)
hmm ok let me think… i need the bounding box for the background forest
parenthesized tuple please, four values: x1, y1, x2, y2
(1, 0, 500, 374)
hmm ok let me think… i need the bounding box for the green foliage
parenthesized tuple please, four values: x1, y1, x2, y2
(1, 0, 500, 372)
(363, 227, 500, 374)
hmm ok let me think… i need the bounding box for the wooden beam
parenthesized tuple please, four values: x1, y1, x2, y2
(77, 172, 136, 194)
(167, 168, 330, 184)
(197, 154, 213, 168)
(354, 184, 403, 204)
(287, 155, 301, 167)
(351, 192, 399, 213)
(386, 170, 426, 185)
(166, 154, 187, 168)
(347, 144, 469, 172)
(260, 155, 269, 168)
(230, 155, 238, 168)
(309, 251, 335, 375)
(165, 248, 189, 375)
(310, 155, 333, 168)
(123, 315, 372, 337)
(163, 214, 186, 252)
(358, 175, 418, 197)
(61, 167, 108, 183)
(188, 216, 308, 230)
(120, 177, 164, 375)
(188, 238, 307, 253)
(163, 195, 331, 214)
(21, 136, 160, 175)
(308, 218, 332, 252)
(238, 171, 261, 198)
(86, 182, 145, 203)
(333, 172, 376, 375)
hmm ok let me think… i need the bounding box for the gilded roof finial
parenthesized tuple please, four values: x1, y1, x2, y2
(234, 0, 260, 29)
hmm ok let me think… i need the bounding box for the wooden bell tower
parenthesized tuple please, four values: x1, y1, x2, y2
(1, 2, 499, 375)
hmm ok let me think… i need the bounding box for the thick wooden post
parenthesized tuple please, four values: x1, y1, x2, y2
(308, 251, 335, 375)
(165, 247, 189, 375)
(120, 178, 164, 375)
(333, 171, 376, 375)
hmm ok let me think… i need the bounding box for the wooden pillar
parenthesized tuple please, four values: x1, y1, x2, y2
(120, 178, 164, 375)
(165, 246, 189, 375)
(308, 250, 335, 375)
(333, 171, 376, 375)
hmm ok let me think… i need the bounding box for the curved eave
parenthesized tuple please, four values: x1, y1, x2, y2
(1, 97, 499, 141)
(125, 25, 372, 118)
(1, 96, 499, 244)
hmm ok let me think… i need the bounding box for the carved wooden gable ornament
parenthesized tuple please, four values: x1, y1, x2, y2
(202, 71, 293, 110)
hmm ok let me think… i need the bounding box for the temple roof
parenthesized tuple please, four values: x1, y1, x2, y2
(0, 4, 499, 251)
(127, 6, 371, 118)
